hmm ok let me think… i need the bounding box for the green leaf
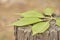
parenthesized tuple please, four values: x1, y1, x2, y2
(12, 18, 42, 26)
(21, 10, 44, 18)
(32, 22, 49, 35)
(43, 8, 54, 15)
(56, 18, 60, 26)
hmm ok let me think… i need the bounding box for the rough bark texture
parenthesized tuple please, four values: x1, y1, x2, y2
(14, 20, 60, 40)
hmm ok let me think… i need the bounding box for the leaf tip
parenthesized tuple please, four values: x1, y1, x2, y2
(43, 7, 55, 15)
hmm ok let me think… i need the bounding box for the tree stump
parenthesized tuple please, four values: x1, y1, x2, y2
(14, 19, 60, 40)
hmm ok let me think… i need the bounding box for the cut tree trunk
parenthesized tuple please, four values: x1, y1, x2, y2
(14, 19, 60, 40)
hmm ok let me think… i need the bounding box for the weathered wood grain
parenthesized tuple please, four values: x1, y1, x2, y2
(14, 20, 60, 40)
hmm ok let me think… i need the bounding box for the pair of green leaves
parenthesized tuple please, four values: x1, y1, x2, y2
(12, 8, 60, 35)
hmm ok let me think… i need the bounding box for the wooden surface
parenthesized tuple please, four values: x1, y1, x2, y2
(14, 19, 60, 40)
(0, 0, 60, 40)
